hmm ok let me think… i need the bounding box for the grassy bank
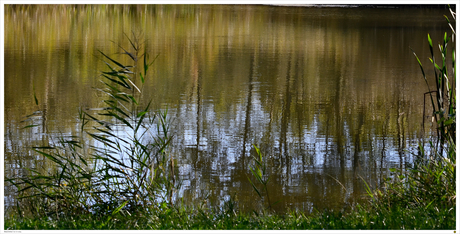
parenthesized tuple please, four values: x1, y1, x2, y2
(5, 8, 455, 230)
(4, 196, 455, 230)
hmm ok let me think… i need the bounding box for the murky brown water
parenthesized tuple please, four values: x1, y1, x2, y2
(4, 4, 451, 213)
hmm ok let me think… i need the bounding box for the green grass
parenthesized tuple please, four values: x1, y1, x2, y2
(5, 199, 455, 230)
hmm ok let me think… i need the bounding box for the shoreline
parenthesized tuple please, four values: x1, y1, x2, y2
(264, 4, 454, 9)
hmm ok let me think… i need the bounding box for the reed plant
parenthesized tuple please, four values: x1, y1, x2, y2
(412, 6, 456, 147)
(360, 6, 457, 229)
(247, 144, 279, 212)
(6, 32, 179, 221)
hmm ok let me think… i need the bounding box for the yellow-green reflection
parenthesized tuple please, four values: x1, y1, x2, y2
(4, 4, 451, 214)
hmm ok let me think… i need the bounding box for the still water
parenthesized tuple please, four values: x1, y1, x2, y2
(4, 5, 451, 213)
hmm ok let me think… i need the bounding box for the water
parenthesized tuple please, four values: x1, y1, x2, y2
(4, 5, 451, 214)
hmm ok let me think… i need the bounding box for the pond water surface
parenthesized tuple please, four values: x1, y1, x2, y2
(4, 5, 451, 214)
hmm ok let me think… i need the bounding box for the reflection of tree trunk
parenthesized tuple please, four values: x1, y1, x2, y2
(196, 75, 201, 164)
(380, 113, 389, 184)
(242, 53, 255, 168)
(266, 99, 274, 149)
(324, 112, 331, 164)
(396, 100, 405, 170)
(331, 72, 346, 165)
(332, 74, 345, 191)
(191, 49, 201, 167)
(353, 111, 364, 174)
(295, 80, 305, 168)
(40, 70, 49, 148)
(280, 55, 292, 168)
(352, 108, 364, 200)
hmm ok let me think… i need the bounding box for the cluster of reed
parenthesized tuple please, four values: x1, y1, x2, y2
(6, 32, 179, 220)
(365, 5, 456, 227)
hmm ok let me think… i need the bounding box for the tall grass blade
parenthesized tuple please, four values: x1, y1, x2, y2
(23, 124, 39, 129)
(32, 83, 39, 106)
(33, 149, 64, 167)
(247, 177, 262, 199)
(124, 32, 138, 52)
(112, 200, 129, 215)
(98, 50, 129, 70)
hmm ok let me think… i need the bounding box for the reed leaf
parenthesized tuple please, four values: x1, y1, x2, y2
(32, 83, 39, 106)
(135, 101, 152, 134)
(33, 149, 64, 167)
(248, 177, 262, 199)
(93, 126, 131, 146)
(102, 74, 131, 89)
(23, 124, 40, 129)
(100, 111, 133, 129)
(98, 50, 129, 70)
(100, 101, 131, 119)
(124, 32, 138, 52)
(112, 200, 129, 215)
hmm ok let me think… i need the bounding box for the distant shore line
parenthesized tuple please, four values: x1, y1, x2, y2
(264, 4, 454, 9)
